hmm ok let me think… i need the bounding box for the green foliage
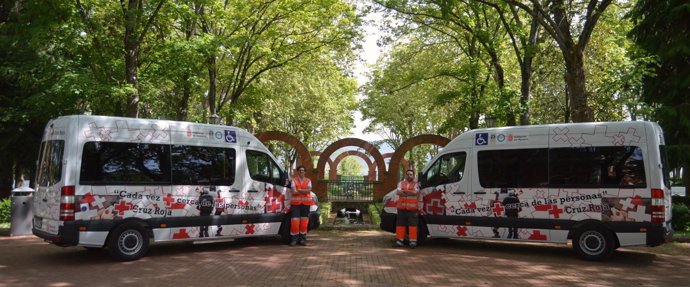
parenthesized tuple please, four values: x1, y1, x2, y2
(368, 201, 382, 226)
(672, 203, 690, 232)
(338, 157, 363, 177)
(318, 201, 332, 225)
(629, 0, 690, 183)
(0, 198, 11, 223)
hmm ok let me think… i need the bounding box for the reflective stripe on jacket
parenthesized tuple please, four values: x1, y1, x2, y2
(396, 180, 418, 211)
(291, 177, 314, 206)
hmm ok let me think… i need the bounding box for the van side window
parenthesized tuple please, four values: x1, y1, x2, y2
(246, 150, 283, 185)
(425, 152, 466, 187)
(171, 145, 236, 186)
(37, 140, 65, 186)
(478, 148, 548, 188)
(549, 146, 646, 188)
(80, 142, 171, 185)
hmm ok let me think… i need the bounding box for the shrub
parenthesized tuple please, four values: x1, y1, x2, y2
(672, 203, 690, 232)
(368, 202, 382, 226)
(0, 198, 11, 223)
(318, 201, 331, 225)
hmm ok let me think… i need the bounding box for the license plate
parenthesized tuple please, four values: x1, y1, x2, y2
(33, 217, 42, 229)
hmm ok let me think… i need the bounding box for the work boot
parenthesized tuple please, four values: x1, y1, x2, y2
(409, 241, 417, 249)
(394, 239, 404, 247)
(289, 240, 297, 246)
(298, 239, 307, 246)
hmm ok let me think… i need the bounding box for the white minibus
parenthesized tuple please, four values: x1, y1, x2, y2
(32, 115, 319, 260)
(381, 121, 673, 260)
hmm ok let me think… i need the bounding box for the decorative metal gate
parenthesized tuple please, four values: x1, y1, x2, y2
(324, 180, 378, 202)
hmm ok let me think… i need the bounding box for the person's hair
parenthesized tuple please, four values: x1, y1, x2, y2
(297, 165, 306, 172)
(406, 169, 414, 174)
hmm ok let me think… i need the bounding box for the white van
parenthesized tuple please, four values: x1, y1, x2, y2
(32, 115, 319, 260)
(381, 121, 673, 260)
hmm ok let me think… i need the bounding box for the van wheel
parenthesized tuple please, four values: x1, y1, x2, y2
(416, 221, 429, 245)
(572, 225, 614, 261)
(107, 222, 149, 261)
(279, 217, 292, 244)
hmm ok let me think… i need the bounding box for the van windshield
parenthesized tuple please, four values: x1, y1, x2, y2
(37, 140, 65, 186)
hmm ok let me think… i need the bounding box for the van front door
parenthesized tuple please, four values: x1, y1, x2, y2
(420, 151, 471, 238)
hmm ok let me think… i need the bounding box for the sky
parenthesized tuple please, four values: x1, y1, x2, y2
(330, 6, 396, 176)
(350, 6, 385, 144)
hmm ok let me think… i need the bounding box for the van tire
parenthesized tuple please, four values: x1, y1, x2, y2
(572, 225, 614, 261)
(107, 222, 149, 261)
(416, 221, 429, 245)
(279, 217, 292, 244)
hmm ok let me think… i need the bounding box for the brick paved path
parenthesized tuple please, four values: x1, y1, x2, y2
(1, 229, 689, 286)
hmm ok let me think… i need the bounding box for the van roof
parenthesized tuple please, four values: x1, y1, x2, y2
(50, 114, 267, 150)
(445, 121, 657, 151)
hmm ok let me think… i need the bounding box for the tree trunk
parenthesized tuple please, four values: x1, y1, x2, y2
(124, 0, 140, 118)
(563, 50, 592, 122)
(519, 63, 532, 125)
(207, 55, 217, 119)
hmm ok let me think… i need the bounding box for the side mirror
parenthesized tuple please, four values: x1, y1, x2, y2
(418, 171, 427, 188)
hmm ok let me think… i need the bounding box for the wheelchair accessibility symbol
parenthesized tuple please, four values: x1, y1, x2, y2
(224, 130, 237, 143)
(475, 133, 488, 146)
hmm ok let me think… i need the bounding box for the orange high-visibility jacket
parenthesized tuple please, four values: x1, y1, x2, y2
(291, 177, 314, 206)
(396, 180, 419, 211)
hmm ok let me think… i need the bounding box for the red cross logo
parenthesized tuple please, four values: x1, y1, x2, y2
(163, 194, 175, 208)
(113, 200, 133, 216)
(456, 226, 468, 237)
(534, 204, 550, 212)
(424, 192, 445, 215)
(463, 202, 477, 210)
(492, 202, 504, 216)
(528, 230, 548, 240)
(81, 193, 95, 205)
(631, 195, 643, 206)
(548, 205, 563, 218)
(173, 229, 190, 239)
(245, 224, 255, 234)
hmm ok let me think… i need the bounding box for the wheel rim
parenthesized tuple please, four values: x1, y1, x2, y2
(118, 230, 143, 256)
(578, 230, 605, 256)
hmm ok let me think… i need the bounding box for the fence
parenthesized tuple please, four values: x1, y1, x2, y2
(325, 180, 378, 202)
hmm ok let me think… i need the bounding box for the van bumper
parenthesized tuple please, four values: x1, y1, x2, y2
(33, 222, 79, 247)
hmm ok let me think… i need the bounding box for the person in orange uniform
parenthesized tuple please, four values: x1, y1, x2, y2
(395, 169, 420, 248)
(290, 165, 314, 246)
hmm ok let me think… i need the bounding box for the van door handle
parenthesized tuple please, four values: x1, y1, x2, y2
(453, 191, 466, 195)
(229, 189, 240, 193)
(248, 190, 259, 193)
(474, 191, 486, 195)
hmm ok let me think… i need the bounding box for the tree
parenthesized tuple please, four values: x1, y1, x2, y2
(75, 0, 166, 117)
(238, 53, 358, 169)
(0, 1, 85, 196)
(501, 0, 612, 122)
(338, 157, 362, 178)
(629, 0, 690, 190)
(195, 0, 361, 124)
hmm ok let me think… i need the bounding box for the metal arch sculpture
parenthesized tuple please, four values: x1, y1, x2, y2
(314, 138, 387, 199)
(381, 134, 451, 198)
(383, 152, 410, 173)
(332, 150, 377, 181)
(256, 131, 313, 171)
(310, 151, 336, 179)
